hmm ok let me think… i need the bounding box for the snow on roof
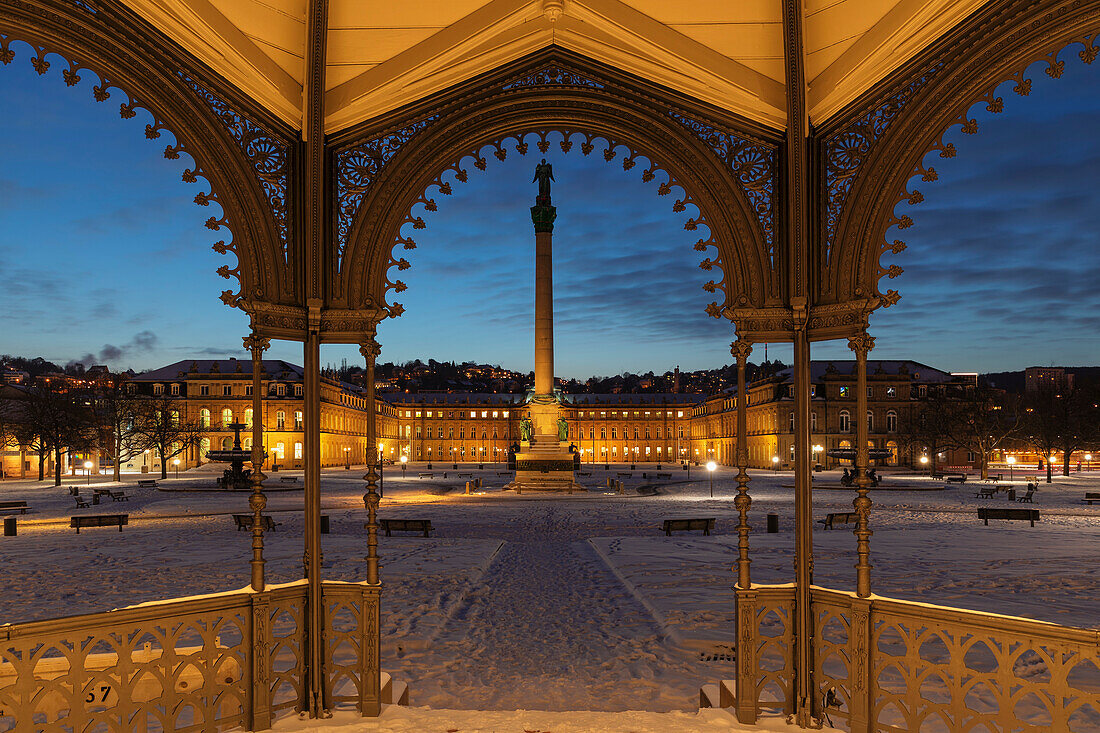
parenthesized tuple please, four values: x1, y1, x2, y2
(132, 359, 304, 381)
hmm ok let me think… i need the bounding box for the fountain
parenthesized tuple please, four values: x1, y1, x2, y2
(205, 422, 261, 491)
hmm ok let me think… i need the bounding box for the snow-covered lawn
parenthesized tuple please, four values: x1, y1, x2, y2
(1, 464, 1097, 715)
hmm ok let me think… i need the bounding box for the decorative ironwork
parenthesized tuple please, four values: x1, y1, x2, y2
(503, 65, 604, 90)
(669, 112, 777, 259)
(180, 74, 290, 256)
(823, 64, 942, 262)
(735, 586, 1100, 731)
(374, 129, 731, 320)
(336, 116, 440, 267)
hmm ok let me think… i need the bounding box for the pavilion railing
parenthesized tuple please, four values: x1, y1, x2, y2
(0, 580, 382, 732)
(734, 585, 1100, 732)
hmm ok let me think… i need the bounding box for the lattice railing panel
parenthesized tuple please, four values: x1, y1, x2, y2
(267, 591, 305, 720)
(733, 586, 1100, 732)
(0, 600, 256, 732)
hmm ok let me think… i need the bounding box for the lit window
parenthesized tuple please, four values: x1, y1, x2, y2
(294, 384, 303, 397)
(170, 384, 179, 396)
(276, 442, 285, 460)
(839, 386, 849, 398)
(199, 409, 211, 428)
(277, 411, 286, 430)
(886, 387, 896, 398)
(276, 384, 285, 397)
(503, 411, 509, 417)
(222, 408, 233, 426)
(154, 384, 164, 395)
(294, 411, 303, 430)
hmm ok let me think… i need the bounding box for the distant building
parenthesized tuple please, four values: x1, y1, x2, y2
(1025, 366, 1074, 393)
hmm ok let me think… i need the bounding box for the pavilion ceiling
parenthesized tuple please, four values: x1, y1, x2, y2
(119, 0, 990, 134)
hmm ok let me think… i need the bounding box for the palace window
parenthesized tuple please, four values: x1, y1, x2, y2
(200, 385, 210, 396)
(811, 411, 818, 431)
(154, 384, 164, 395)
(245, 408, 253, 428)
(611, 428, 617, 439)
(867, 387, 873, 399)
(222, 408, 233, 426)
(886, 387, 896, 398)
(199, 409, 211, 428)
(294, 443, 303, 459)
(839, 410, 851, 433)
(275, 442, 285, 460)
(633, 428, 639, 439)
(246, 385, 252, 396)
(886, 410, 897, 432)
(839, 386, 849, 398)
(601, 427, 606, 439)
(295, 411, 303, 430)
(918, 385, 928, 398)
(170, 384, 179, 396)
(448, 427, 454, 438)
(789, 411, 795, 433)
(867, 411, 874, 432)
(427, 427, 432, 439)
(276, 384, 286, 397)
(294, 385, 303, 397)
(415, 426, 422, 438)
(223, 385, 232, 396)
(277, 411, 286, 430)
(460, 428, 465, 439)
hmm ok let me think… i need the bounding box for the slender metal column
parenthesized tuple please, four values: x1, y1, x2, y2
(303, 331, 324, 717)
(850, 331, 875, 597)
(244, 332, 270, 592)
(731, 338, 753, 589)
(359, 337, 382, 717)
(359, 338, 381, 585)
(793, 329, 815, 724)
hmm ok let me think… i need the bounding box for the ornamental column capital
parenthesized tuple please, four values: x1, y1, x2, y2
(847, 331, 875, 357)
(243, 333, 271, 354)
(359, 337, 381, 363)
(730, 339, 753, 362)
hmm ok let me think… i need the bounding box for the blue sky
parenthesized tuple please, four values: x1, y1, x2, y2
(0, 46, 1098, 378)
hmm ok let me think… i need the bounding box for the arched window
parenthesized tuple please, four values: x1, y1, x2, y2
(222, 408, 233, 426)
(245, 408, 253, 428)
(170, 383, 179, 395)
(200, 438, 210, 456)
(811, 411, 818, 431)
(789, 411, 795, 433)
(295, 411, 303, 430)
(839, 410, 850, 433)
(886, 410, 898, 433)
(839, 439, 852, 466)
(199, 408, 211, 428)
(277, 411, 286, 430)
(886, 441, 898, 465)
(221, 437, 233, 450)
(867, 411, 874, 432)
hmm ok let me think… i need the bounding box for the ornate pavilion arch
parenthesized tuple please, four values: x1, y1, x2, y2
(823, 0, 1100, 310)
(0, 0, 296, 311)
(325, 50, 782, 343)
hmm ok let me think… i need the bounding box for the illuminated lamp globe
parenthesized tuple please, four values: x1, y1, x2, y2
(706, 461, 716, 472)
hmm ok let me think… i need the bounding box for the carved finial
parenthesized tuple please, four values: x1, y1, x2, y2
(847, 331, 876, 357)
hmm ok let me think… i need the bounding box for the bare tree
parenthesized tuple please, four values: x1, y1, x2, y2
(93, 381, 146, 482)
(15, 383, 97, 486)
(133, 398, 207, 479)
(942, 387, 1021, 481)
(1023, 384, 1100, 480)
(896, 399, 957, 473)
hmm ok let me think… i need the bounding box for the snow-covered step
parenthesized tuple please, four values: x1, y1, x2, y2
(698, 680, 736, 709)
(381, 672, 410, 706)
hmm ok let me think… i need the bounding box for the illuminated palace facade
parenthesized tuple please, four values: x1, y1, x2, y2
(122, 358, 975, 473)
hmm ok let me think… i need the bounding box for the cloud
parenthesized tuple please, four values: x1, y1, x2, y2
(70, 330, 160, 366)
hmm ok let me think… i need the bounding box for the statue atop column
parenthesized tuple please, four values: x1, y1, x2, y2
(533, 158, 554, 203)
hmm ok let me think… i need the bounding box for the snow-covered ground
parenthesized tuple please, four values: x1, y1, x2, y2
(1, 464, 1098, 716)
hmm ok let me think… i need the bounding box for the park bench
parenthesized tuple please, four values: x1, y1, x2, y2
(93, 488, 113, 497)
(378, 518, 433, 537)
(0, 501, 29, 515)
(662, 518, 715, 536)
(71, 514, 128, 533)
(978, 507, 1039, 526)
(109, 491, 129, 502)
(137, 479, 158, 488)
(987, 473, 1003, 482)
(496, 471, 511, 476)
(456, 472, 473, 478)
(616, 472, 632, 478)
(1084, 492, 1100, 505)
(232, 514, 280, 531)
(74, 495, 90, 509)
(576, 471, 591, 476)
(975, 487, 997, 499)
(418, 472, 434, 478)
(1015, 486, 1036, 503)
(944, 474, 967, 483)
(655, 473, 672, 479)
(818, 512, 858, 530)
(279, 476, 298, 483)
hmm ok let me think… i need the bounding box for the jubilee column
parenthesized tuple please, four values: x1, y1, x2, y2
(507, 159, 578, 492)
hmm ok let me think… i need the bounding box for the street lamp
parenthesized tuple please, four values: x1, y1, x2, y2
(920, 454, 929, 474)
(427, 447, 432, 470)
(344, 446, 350, 469)
(771, 455, 779, 473)
(83, 460, 93, 485)
(706, 460, 716, 497)
(1086, 453, 1093, 471)
(1007, 455, 1016, 481)
(400, 454, 407, 478)
(813, 444, 823, 469)
(173, 458, 180, 479)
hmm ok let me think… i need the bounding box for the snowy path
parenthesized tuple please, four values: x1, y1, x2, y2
(395, 503, 715, 712)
